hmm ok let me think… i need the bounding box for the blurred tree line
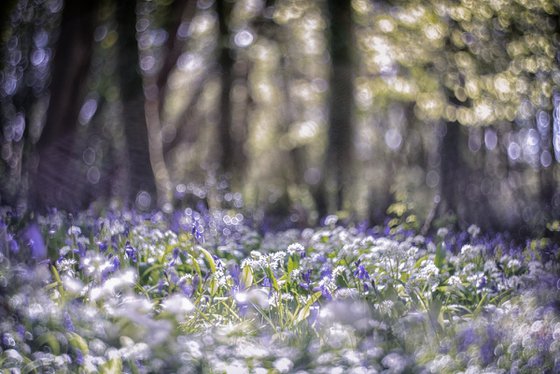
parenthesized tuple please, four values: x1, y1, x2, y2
(1, 0, 559, 234)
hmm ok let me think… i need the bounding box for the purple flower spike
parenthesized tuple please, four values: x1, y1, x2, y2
(63, 311, 75, 332)
(24, 224, 47, 259)
(192, 223, 205, 244)
(354, 260, 370, 280)
(125, 241, 138, 262)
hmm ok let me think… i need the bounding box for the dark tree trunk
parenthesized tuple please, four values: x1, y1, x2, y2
(439, 121, 462, 228)
(31, 0, 98, 211)
(216, 0, 234, 178)
(115, 0, 156, 206)
(321, 0, 353, 215)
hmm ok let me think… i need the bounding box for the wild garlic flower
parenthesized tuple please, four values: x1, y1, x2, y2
(287, 242, 304, 255)
(447, 275, 462, 287)
(461, 245, 482, 260)
(67, 226, 82, 237)
(56, 258, 77, 276)
(467, 224, 481, 238)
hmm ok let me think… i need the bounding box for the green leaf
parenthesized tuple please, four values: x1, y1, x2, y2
(414, 255, 429, 269)
(186, 252, 203, 292)
(241, 265, 253, 288)
(472, 292, 488, 316)
(198, 246, 216, 273)
(294, 291, 322, 324)
(435, 242, 446, 269)
(209, 277, 219, 295)
(36, 333, 61, 355)
(287, 256, 298, 274)
(100, 358, 123, 374)
(67, 332, 89, 355)
(140, 264, 164, 283)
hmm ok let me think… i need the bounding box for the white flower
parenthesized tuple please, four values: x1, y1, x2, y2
(507, 259, 521, 271)
(162, 294, 194, 316)
(67, 226, 82, 236)
(287, 242, 304, 255)
(467, 224, 480, 238)
(447, 275, 462, 287)
(273, 357, 293, 373)
(437, 228, 449, 238)
(461, 244, 481, 260)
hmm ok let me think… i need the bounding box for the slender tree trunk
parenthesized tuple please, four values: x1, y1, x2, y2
(438, 121, 462, 228)
(216, 0, 234, 179)
(322, 0, 353, 214)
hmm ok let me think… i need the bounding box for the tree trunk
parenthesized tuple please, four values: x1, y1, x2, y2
(438, 121, 462, 228)
(115, 0, 157, 208)
(322, 0, 353, 215)
(216, 0, 235, 179)
(31, 0, 98, 211)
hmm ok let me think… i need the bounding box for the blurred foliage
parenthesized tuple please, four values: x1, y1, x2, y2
(0, 0, 559, 233)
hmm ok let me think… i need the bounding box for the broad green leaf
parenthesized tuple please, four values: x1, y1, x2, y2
(241, 265, 253, 288)
(414, 255, 429, 269)
(287, 256, 299, 274)
(294, 291, 322, 324)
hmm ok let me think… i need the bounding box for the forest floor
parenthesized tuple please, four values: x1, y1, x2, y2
(0, 208, 559, 373)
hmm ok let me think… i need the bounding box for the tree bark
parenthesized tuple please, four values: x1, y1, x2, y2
(322, 0, 353, 215)
(31, 0, 98, 211)
(115, 0, 157, 208)
(216, 0, 235, 178)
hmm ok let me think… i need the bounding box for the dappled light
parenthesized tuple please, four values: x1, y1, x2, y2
(1, 0, 560, 372)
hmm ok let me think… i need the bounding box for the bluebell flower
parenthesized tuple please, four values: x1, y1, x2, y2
(166, 269, 180, 285)
(314, 283, 332, 300)
(178, 280, 194, 297)
(24, 224, 46, 259)
(457, 327, 478, 352)
(125, 241, 138, 262)
(2, 333, 15, 348)
(308, 304, 319, 325)
(299, 269, 312, 290)
(383, 223, 391, 236)
(320, 266, 332, 278)
(74, 348, 83, 365)
(192, 223, 204, 244)
(111, 256, 120, 270)
(168, 247, 181, 266)
(477, 275, 487, 289)
(158, 278, 166, 293)
(63, 311, 75, 332)
(262, 276, 272, 288)
(228, 264, 241, 288)
(76, 242, 86, 257)
(354, 260, 370, 289)
(97, 241, 108, 252)
(192, 274, 199, 291)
